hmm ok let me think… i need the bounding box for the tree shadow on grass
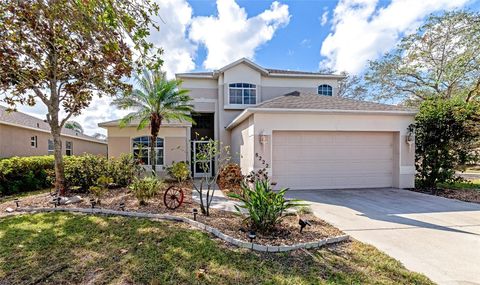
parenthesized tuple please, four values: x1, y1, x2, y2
(0, 213, 432, 285)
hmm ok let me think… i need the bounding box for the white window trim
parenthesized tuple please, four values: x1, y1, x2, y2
(228, 83, 257, 105)
(131, 136, 165, 167)
(30, 136, 37, 148)
(318, 84, 333, 96)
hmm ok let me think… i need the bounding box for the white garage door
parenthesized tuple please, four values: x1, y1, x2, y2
(272, 131, 394, 189)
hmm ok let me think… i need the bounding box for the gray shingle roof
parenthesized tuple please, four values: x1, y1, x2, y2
(265, 68, 332, 75)
(252, 91, 415, 112)
(0, 105, 107, 143)
(98, 117, 191, 127)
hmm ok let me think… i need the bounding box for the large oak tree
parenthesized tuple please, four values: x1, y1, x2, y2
(0, 0, 161, 195)
(342, 11, 480, 104)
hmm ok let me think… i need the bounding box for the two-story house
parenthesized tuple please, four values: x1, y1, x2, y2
(100, 58, 416, 190)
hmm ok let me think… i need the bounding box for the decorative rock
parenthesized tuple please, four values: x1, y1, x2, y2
(64, 195, 83, 205)
(5, 207, 14, 213)
(267, 246, 280, 252)
(252, 243, 268, 252)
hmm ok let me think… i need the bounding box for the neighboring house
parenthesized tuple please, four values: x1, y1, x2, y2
(100, 58, 416, 189)
(0, 106, 107, 158)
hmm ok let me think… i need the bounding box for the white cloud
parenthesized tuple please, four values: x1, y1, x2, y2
(320, 0, 469, 74)
(149, 0, 197, 78)
(320, 9, 329, 26)
(300, 38, 311, 48)
(189, 0, 290, 69)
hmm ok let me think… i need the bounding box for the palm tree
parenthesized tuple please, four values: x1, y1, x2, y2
(113, 69, 194, 173)
(65, 121, 84, 133)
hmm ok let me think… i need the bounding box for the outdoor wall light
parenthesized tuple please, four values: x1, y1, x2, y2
(299, 219, 311, 233)
(406, 128, 415, 151)
(14, 198, 19, 208)
(192, 208, 198, 221)
(90, 198, 96, 209)
(119, 202, 125, 211)
(259, 132, 268, 145)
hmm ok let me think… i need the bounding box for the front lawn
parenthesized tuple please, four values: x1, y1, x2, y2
(0, 213, 433, 285)
(438, 179, 480, 190)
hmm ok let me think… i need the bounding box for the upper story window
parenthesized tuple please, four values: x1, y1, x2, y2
(30, 136, 37, 148)
(318, 84, 333, 96)
(132, 136, 164, 166)
(229, 83, 256, 105)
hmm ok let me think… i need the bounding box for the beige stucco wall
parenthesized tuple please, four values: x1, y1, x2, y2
(105, 126, 189, 174)
(180, 62, 344, 163)
(0, 124, 107, 158)
(236, 112, 415, 189)
(230, 115, 254, 174)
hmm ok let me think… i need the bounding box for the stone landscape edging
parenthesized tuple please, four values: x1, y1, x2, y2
(12, 207, 349, 252)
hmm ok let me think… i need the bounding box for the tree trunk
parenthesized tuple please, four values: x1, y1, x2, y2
(51, 125, 65, 196)
(150, 134, 156, 174)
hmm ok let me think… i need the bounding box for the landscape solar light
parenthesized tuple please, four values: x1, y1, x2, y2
(192, 208, 198, 221)
(52, 197, 60, 208)
(90, 198, 96, 209)
(248, 231, 256, 243)
(14, 198, 19, 208)
(119, 202, 125, 211)
(298, 219, 311, 233)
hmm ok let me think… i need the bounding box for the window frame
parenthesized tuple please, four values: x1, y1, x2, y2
(228, 83, 257, 105)
(131, 136, 164, 167)
(48, 139, 54, 155)
(318, 84, 333, 96)
(30, 136, 37, 148)
(65, 141, 73, 156)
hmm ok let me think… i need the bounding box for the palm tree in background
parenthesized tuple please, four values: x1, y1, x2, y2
(65, 121, 84, 133)
(113, 69, 194, 173)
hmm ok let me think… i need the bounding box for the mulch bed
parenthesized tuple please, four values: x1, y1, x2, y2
(0, 186, 343, 246)
(411, 188, 480, 204)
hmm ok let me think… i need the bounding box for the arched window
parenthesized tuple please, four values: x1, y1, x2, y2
(132, 136, 164, 166)
(318, 84, 333, 96)
(229, 83, 256, 105)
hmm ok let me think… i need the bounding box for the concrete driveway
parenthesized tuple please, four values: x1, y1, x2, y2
(286, 188, 480, 285)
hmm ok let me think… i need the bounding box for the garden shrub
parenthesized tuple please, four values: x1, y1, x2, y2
(412, 98, 480, 191)
(0, 154, 140, 196)
(107, 154, 141, 187)
(228, 180, 305, 233)
(129, 176, 165, 205)
(0, 156, 55, 195)
(165, 161, 190, 183)
(217, 163, 243, 194)
(64, 154, 108, 191)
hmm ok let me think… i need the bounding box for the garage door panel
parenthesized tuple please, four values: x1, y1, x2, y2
(272, 160, 393, 175)
(273, 147, 393, 161)
(272, 131, 394, 189)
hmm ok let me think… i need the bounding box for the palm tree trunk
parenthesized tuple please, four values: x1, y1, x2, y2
(150, 135, 156, 174)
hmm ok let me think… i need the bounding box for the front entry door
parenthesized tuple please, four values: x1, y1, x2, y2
(192, 141, 212, 178)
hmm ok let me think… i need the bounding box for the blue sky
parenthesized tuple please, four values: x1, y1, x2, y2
(3, 0, 480, 135)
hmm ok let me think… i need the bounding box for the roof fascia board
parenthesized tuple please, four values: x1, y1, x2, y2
(0, 121, 107, 144)
(226, 108, 416, 130)
(218, 58, 269, 75)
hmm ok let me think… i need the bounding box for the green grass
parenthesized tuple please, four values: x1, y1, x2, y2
(0, 213, 433, 285)
(438, 179, 480, 191)
(0, 188, 52, 203)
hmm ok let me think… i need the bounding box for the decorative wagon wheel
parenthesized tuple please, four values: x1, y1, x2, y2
(163, 185, 184, 210)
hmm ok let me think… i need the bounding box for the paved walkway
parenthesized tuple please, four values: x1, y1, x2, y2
(286, 188, 480, 285)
